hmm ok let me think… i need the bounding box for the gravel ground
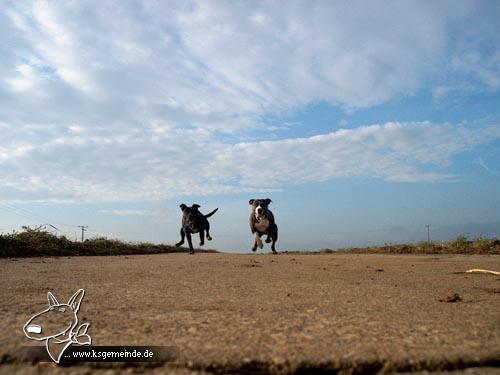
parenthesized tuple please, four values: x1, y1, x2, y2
(1, 253, 499, 374)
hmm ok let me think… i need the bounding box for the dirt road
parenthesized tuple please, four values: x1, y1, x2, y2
(1, 253, 499, 374)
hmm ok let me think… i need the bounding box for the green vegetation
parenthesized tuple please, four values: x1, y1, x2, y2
(313, 234, 500, 255)
(0, 227, 218, 257)
(1, 228, 498, 257)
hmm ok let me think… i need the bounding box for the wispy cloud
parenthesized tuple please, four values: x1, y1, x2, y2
(1, 1, 495, 128)
(477, 156, 499, 175)
(98, 209, 154, 216)
(1, 121, 499, 202)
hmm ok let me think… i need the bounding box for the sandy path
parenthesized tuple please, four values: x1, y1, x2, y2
(1, 253, 499, 374)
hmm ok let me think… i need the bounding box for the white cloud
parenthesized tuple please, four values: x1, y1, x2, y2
(452, 50, 500, 90)
(434, 6, 500, 97)
(174, 1, 450, 110)
(98, 209, 153, 216)
(1, 1, 494, 131)
(1, 121, 499, 202)
(0, 2, 499, 203)
(338, 119, 349, 127)
(206, 122, 500, 186)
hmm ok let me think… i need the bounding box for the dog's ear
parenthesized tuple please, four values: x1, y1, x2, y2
(264, 198, 272, 205)
(192, 204, 200, 211)
(249, 199, 255, 205)
(47, 291, 59, 307)
(179, 204, 187, 211)
(67, 289, 85, 313)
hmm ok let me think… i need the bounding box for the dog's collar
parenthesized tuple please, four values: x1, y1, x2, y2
(69, 324, 91, 345)
(50, 324, 90, 345)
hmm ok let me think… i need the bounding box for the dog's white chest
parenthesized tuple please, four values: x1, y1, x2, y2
(255, 217, 269, 232)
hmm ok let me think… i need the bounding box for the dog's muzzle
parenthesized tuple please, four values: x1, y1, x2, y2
(188, 222, 199, 232)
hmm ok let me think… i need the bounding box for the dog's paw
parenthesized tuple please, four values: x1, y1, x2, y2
(199, 241, 204, 246)
(265, 237, 271, 243)
(189, 250, 195, 254)
(251, 246, 257, 252)
(175, 242, 182, 247)
(207, 235, 212, 241)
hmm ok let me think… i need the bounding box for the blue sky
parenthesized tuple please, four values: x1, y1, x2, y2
(0, 1, 499, 252)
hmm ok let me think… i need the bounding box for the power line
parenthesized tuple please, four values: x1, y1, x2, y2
(0, 201, 79, 229)
(0, 202, 38, 222)
(33, 223, 61, 232)
(0, 202, 52, 222)
(0, 202, 165, 239)
(86, 228, 166, 236)
(0, 202, 41, 223)
(0, 202, 84, 240)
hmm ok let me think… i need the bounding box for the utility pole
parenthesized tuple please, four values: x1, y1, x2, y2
(425, 224, 431, 244)
(77, 225, 88, 242)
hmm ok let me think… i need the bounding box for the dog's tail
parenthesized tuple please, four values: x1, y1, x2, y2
(205, 208, 218, 218)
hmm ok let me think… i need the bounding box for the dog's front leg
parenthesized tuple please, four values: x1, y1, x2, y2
(175, 228, 185, 247)
(251, 233, 260, 251)
(186, 232, 194, 254)
(255, 233, 264, 249)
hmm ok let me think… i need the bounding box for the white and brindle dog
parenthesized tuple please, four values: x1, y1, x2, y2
(249, 198, 278, 253)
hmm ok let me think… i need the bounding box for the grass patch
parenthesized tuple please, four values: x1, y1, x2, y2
(0, 227, 218, 257)
(1, 228, 498, 257)
(285, 235, 500, 255)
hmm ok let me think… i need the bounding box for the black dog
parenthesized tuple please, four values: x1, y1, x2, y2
(175, 204, 218, 254)
(249, 198, 278, 253)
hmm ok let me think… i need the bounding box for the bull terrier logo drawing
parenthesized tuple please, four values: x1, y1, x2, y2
(23, 289, 92, 363)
